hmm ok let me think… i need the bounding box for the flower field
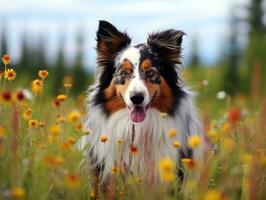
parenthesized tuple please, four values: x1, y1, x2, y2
(0, 55, 266, 200)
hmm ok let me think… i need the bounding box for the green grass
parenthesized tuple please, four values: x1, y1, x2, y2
(0, 66, 266, 199)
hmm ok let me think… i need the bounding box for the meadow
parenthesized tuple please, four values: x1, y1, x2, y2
(0, 54, 266, 200)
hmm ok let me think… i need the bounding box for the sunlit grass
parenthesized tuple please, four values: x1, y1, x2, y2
(0, 55, 266, 199)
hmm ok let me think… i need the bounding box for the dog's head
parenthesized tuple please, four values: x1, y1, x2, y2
(93, 20, 186, 123)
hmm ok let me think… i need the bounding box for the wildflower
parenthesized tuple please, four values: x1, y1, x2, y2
(38, 70, 49, 79)
(160, 112, 168, 119)
(129, 144, 138, 154)
(4, 68, 16, 81)
(31, 79, 43, 94)
(207, 129, 219, 140)
(60, 140, 74, 151)
(181, 158, 196, 169)
(187, 135, 201, 148)
(44, 155, 64, 167)
(2, 54, 11, 65)
(56, 116, 66, 123)
(10, 187, 25, 198)
(29, 119, 38, 129)
(89, 190, 96, 198)
(39, 122, 46, 127)
(68, 111, 81, 122)
(64, 174, 81, 189)
(228, 107, 241, 124)
(57, 94, 67, 102)
(16, 90, 25, 102)
(111, 166, 120, 175)
(216, 91, 226, 100)
(75, 123, 82, 131)
(158, 158, 175, 182)
(100, 135, 108, 142)
(219, 123, 230, 134)
(118, 139, 125, 144)
(53, 98, 61, 107)
(64, 83, 72, 88)
(23, 108, 32, 120)
(67, 137, 76, 144)
(221, 138, 235, 152)
(49, 124, 61, 136)
(0, 126, 6, 138)
(168, 128, 177, 138)
(172, 140, 182, 148)
(241, 153, 253, 164)
(1, 90, 12, 102)
(204, 190, 224, 200)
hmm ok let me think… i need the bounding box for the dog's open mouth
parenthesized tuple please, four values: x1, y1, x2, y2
(128, 106, 149, 123)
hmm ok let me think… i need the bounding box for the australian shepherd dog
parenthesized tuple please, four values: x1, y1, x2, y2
(79, 20, 204, 194)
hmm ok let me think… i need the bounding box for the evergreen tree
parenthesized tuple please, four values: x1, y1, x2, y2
(51, 34, 67, 94)
(71, 30, 89, 95)
(189, 37, 200, 68)
(18, 33, 32, 75)
(242, 0, 266, 95)
(223, 10, 240, 96)
(0, 24, 8, 55)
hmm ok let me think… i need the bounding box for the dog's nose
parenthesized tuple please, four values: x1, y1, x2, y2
(130, 93, 144, 105)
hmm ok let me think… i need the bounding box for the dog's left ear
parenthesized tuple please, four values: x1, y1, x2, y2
(147, 30, 185, 64)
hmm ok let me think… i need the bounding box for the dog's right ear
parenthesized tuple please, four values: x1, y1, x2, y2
(96, 20, 131, 67)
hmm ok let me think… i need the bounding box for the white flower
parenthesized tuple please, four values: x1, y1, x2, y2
(216, 91, 226, 99)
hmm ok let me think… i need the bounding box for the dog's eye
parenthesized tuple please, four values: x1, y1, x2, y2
(145, 70, 154, 78)
(121, 71, 129, 78)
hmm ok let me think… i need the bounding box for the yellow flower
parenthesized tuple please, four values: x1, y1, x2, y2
(64, 83, 72, 88)
(168, 128, 178, 138)
(68, 111, 81, 122)
(111, 166, 120, 174)
(221, 138, 235, 152)
(23, 108, 32, 120)
(172, 140, 182, 148)
(204, 190, 223, 200)
(187, 135, 201, 148)
(49, 124, 61, 136)
(0, 126, 6, 138)
(160, 112, 168, 119)
(158, 157, 175, 182)
(220, 122, 230, 134)
(241, 153, 253, 164)
(181, 158, 196, 169)
(207, 129, 219, 140)
(10, 187, 25, 198)
(38, 69, 49, 79)
(4, 68, 16, 81)
(64, 174, 81, 189)
(29, 119, 38, 129)
(2, 54, 11, 65)
(31, 79, 43, 94)
(57, 94, 67, 102)
(44, 155, 64, 167)
(38, 122, 46, 127)
(89, 190, 96, 198)
(100, 135, 108, 142)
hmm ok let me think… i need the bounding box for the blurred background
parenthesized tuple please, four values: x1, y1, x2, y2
(0, 0, 265, 99)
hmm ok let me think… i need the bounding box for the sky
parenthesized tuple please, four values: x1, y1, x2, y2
(0, 0, 251, 71)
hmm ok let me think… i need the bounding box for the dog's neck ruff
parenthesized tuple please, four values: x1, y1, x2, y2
(79, 89, 204, 182)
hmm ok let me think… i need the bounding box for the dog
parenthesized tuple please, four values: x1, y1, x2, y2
(79, 20, 204, 192)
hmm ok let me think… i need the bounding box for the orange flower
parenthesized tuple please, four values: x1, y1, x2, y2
(10, 187, 25, 198)
(181, 158, 196, 169)
(2, 54, 11, 65)
(111, 166, 120, 174)
(64, 174, 81, 189)
(100, 135, 108, 142)
(1, 90, 12, 102)
(38, 70, 49, 79)
(228, 107, 241, 124)
(44, 155, 64, 167)
(16, 91, 25, 102)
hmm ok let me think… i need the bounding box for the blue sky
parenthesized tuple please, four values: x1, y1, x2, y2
(0, 0, 249, 70)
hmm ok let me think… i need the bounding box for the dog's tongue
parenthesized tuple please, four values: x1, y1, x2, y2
(130, 107, 146, 123)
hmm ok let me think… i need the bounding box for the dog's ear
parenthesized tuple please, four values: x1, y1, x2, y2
(96, 20, 131, 67)
(147, 30, 185, 64)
